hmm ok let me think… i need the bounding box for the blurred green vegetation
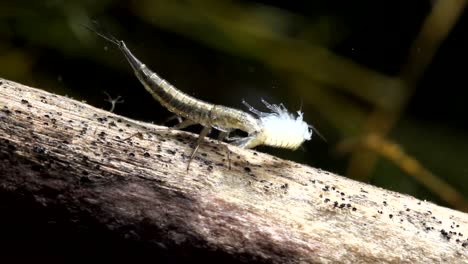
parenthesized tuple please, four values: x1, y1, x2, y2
(1, 0, 467, 211)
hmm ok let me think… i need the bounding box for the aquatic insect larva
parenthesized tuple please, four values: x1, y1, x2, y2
(86, 24, 321, 170)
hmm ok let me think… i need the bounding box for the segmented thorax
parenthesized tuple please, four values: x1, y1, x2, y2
(210, 105, 262, 134)
(239, 100, 312, 149)
(127, 50, 262, 135)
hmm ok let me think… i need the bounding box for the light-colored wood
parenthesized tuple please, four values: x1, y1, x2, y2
(0, 77, 467, 263)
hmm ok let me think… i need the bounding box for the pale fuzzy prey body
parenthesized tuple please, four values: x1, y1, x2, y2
(91, 29, 315, 169)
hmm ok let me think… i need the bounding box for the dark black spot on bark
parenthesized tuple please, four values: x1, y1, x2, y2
(32, 145, 47, 154)
(97, 117, 108, 123)
(441, 229, 451, 241)
(80, 176, 92, 184)
(31, 164, 42, 172)
(2, 106, 12, 115)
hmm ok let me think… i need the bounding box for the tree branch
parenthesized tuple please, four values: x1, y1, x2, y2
(0, 77, 467, 263)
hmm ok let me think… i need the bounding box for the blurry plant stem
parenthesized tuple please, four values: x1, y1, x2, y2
(347, 0, 468, 184)
(339, 134, 468, 212)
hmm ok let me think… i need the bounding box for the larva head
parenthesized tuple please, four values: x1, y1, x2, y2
(243, 100, 313, 149)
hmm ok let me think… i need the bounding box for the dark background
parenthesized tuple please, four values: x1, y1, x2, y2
(0, 0, 467, 261)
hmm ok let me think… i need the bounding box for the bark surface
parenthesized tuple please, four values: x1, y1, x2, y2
(0, 78, 467, 263)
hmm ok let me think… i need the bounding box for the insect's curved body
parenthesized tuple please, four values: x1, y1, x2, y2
(89, 26, 316, 169)
(120, 43, 262, 135)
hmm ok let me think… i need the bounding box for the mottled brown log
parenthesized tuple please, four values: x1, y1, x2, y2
(0, 77, 467, 263)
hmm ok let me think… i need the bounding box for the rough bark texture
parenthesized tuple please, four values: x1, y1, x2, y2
(0, 77, 467, 263)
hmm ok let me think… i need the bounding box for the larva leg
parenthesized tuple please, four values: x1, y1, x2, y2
(225, 135, 243, 141)
(231, 136, 257, 149)
(172, 119, 196, 130)
(217, 131, 228, 140)
(187, 126, 211, 171)
(164, 114, 183, 125)
(217, 131, 231, 170)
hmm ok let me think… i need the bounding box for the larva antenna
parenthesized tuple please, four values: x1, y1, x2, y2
(309, 124, 327, 142)
(81, 20, 122, 47)
(297, 98, 325, 142)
